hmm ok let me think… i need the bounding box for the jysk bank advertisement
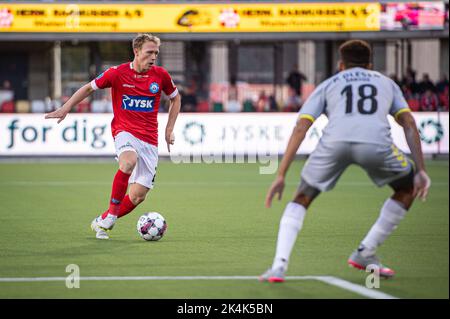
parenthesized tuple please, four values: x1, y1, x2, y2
(0, 2, 380, 33)
(0, 113, 447, 156)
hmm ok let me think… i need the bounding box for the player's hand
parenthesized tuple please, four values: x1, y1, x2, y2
(45, 105, 70, 124)
(265, 175, 285, 208)
(413, 170, 431, 202)
(165, 129, 175, 152)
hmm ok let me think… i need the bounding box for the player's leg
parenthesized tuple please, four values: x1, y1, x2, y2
(260, 182, 321, 282)
(116, 139, 158, 219)
(389, 171, 415, 210)
(91, 150, 137, 238)
(117, 183, 150, 218)
(273, 182, 321, 270)
(261, 141, 350, 282)
(348, 144, 415, 277)
(91, 132, 138, 239)
(100, 150, 137, 220)
(111, 150, 137, 213)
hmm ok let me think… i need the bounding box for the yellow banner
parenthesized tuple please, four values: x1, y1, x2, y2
(0, 3, 380, 33)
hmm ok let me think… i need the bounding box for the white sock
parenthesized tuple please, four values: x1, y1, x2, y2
(360, 198, 407, 257)
(272, 202, 306, 271)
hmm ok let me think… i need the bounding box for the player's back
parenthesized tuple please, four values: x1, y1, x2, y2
(300, 67, 409, 146)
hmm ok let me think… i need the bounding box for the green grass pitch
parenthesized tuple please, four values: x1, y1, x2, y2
(0, 159, 448, 298)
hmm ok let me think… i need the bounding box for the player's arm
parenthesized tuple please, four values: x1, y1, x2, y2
(265, 79, 327, 208)
(390, 80, 431, 201)
(265, 117, 313, 208)
(278, 117, 313, 179)
(165, 93, 181, 152)
(395, 111, 431, 201)
(45, 83, 94, 123)
(162, 69, 181, 152)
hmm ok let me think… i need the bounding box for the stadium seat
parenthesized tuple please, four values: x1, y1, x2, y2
(50, 99, 62, 112)
(407, 99, 420, 112)
(213, 102, 223, 112)
(0, 101, 15, 113)
(75, 100, 91, 113)
(31, 100, 46, 113)
(197, 101, 210, 112)
(15, 100, 31, 113)
(91, 100, 107, 113)
(0, 90, 14, 108)
(105, 101, 113, 113)
(439, 93, 449, 111)
(243, 100, 254, 112)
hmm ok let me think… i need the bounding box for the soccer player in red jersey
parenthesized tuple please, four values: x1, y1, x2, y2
(45, 34, 181, 239)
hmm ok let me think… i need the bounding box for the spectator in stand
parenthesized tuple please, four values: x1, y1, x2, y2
(268, 95, 278, 112)
(438, 87, 449, 111)
(389, 74, 401, 87)
(436, 74, 449, 112)
(0, 80, 15, 113)
(436, 73, 449, 94)
(402, 73, 420, 95)
(284, 87, 302, 112)
(225, 76, 242, 112)
(405, 66, 417, 82)
(286, 64, 307, 105)
(402, 67, 419, 95)
(418, 73, 436, 94)
(420, 89, 439, 111)
(181, 85, 198, 112)
(402, 83, 420, 112)
(2, 80, 11, 90)
(401, 83, 413, 99)
(439, 89, 449, 111)
(256, 90, 268, 112)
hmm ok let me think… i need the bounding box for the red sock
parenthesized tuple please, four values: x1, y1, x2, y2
(108, 170, 131, 216)
(117, 195, 138, 218)
(101, 209, 109, 220)
(102, 195, 137, 219)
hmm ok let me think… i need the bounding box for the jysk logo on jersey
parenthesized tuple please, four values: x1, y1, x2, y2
(149, 82, 160, 94)
(122, 95, 155, 112)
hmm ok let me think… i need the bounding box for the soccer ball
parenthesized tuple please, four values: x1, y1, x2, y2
(137, 212, 167, 241)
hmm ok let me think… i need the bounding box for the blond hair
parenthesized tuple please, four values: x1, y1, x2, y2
(132, 33, 161, 51)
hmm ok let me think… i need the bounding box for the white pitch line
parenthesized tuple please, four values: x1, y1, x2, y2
(314, 276, 399, 299)
(0, 275, 398, 299)
(0, 181, 447, 187)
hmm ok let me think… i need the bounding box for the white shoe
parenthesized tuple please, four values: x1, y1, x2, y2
(91, 216, 112, 240)
(259, 267, 286, 283)
(97, 214, 117, 230)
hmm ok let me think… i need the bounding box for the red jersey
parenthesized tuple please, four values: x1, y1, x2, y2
(91, 62, 178, 147)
